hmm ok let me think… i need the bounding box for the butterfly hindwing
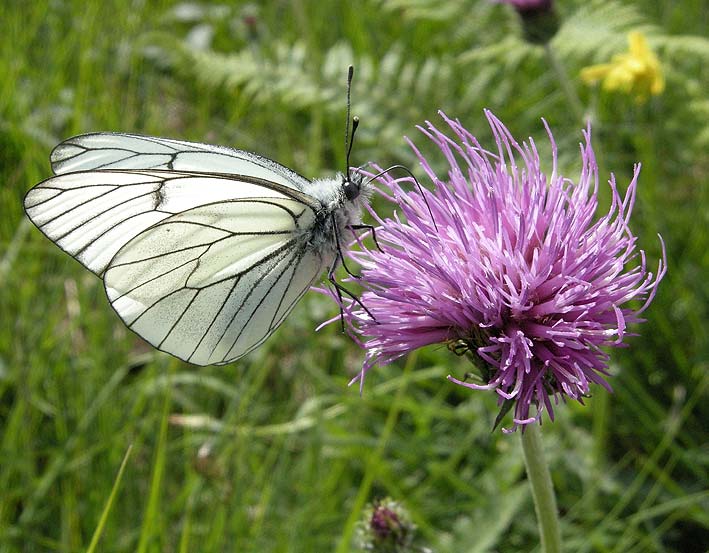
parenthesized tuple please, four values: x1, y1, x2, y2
(104, 200, 329, 365)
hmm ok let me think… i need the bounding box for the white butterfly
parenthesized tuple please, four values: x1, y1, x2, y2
(23, 130, 372, 365)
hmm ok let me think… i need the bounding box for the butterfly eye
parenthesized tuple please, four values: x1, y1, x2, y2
(343, 177, 360, 201)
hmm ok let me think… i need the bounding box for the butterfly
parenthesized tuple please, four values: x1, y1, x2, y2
(23, 71, 372, 366)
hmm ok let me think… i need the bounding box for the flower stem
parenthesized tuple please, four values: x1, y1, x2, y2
(521, 424, 562, 553)
(544, 44, 587, 125)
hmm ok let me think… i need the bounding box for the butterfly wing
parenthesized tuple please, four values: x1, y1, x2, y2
(25, 141, 338, 365)
(50, 132, 312, 192)
(23, 169, 315, 277)
(24, 169, 330, 365)
(104, 199, 330, 365)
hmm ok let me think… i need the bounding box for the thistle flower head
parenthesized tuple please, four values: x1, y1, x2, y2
(499, 0, 553, 12)
(337, 111, 665, 431)
(354, 498, 418, 553)
(497, 0, 559, 44)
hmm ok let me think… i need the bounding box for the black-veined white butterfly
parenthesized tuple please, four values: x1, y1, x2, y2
(24, 70, 372, 366)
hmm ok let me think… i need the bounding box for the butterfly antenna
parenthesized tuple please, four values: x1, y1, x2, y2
(346, 117, 360, 175)
(344, 65, 359, 178)
(345, 66, 353, 151)
(365, 165, 439, 231)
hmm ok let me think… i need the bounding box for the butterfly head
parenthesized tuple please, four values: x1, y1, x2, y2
(343, 170, 363, 201)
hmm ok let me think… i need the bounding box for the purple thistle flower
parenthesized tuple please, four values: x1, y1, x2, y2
(498, 0, 553, 12)
(496, 0, 559, 44)
(370, 504, 405, 541)
(354, 497, 417, 552)
(334, 111, 666, 431)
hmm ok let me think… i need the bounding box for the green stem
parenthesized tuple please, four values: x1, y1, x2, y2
(521, 424, 562, 553)
(544, 44, 587, 125)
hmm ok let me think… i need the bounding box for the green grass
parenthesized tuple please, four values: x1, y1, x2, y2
(1, 1, 707, 551)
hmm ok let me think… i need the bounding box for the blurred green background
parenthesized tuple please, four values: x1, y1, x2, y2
(1, 1, 707, 551)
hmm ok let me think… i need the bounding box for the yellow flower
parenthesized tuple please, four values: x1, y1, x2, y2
(580, 31, 665, 102)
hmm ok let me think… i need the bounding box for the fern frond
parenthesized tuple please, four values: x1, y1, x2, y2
(553, 0, 655, 61)
(657, 34, 709, 60)
(191, 42, 338, 110)
(376, 0, 468, 21)
(160, 39, 461, 163)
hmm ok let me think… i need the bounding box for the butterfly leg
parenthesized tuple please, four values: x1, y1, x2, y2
(327, 262, 377, 330)
(332, 214, 362, 279)
(328, 215, 377, 328)
(348, 223, 383, 252)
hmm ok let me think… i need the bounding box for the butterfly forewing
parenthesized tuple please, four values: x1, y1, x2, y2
(50, 133, 312, 192)
(104, 200, 328, 365)
(23, 170, 315, 276)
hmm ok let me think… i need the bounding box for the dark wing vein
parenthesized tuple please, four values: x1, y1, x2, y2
(221, 245, 306, 362)
(201, 246, 299, 362)
(48, 188, 158, 241)
(185, 276, 243, 363)
(114, 229, 301, 305)
(51, 133, 313, 191)
(267, 247, 311, 331)
(186, 247, 295, 364)
(113, 251, 205, 302)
